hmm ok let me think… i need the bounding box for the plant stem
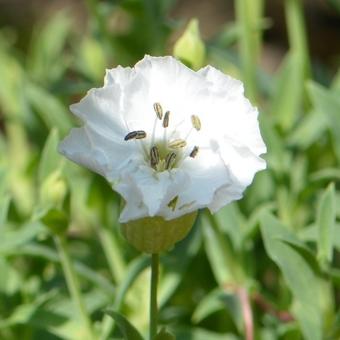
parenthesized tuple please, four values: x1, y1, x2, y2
(149, 253, 159, 340)
(235, 0, 264, 103)
(55, 235, 96, 340)
(285, 0, 311, 77)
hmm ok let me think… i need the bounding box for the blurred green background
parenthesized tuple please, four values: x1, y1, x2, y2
(0, 0, 340, 339)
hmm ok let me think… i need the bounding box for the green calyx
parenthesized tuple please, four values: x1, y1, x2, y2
(121, 212, 197, 253)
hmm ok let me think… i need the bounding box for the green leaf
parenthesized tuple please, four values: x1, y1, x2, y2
(27, 10, 72, 83)
(26, 82, 72, 134)
(288, 110, 328, 150)
(192, 288, 242, 331)
(0, 194, 10, 228)
(271, 52, 305, 131)
(260, 213, 322, 340)
(202, 212, 244, 285)
(316, 183, 336, 267)
(212, 203, 245, 251)
(173, 19, 205, 70)
(0, 222, 45, 253)
(113, 255, 150, 309)
(105, 310, 144, 340)
(307, 81, 340, 162)
(38, 129, 61, 183)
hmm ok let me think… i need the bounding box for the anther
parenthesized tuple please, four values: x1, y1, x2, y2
(153, 103, 163, 120)
(150, 146, 160, 169)
(167, 195, 179, 211)
(168, 139, 187, 149)
(163, 111, 170, 128)
(165, 152, 176, 170)
(124, 130, 147, 140)
(191, 115, 201, 131)
(189, 146, 199, 158)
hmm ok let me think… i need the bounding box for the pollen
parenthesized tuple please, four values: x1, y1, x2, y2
(163, 111, 170, 128)
(165, 152, 177, 170)
(168, 139, 187, 149)
(150, 146, 160, 169)
(189, 146, 199, 158)
(124, 130, 147, 141)
(153, 102, 163, 120)
(191, 115, 201, 131)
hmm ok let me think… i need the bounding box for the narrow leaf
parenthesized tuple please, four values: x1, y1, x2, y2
(260, 213, 322, 340)
(316, 183, 336, 267)
(105, 310, 143, 340)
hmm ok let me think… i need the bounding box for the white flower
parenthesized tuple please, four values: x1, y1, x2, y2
(59, 55, 266, 223)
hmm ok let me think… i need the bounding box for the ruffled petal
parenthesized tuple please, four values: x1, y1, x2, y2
(58, 127, 109, 177)
(70, 83, 128, 143)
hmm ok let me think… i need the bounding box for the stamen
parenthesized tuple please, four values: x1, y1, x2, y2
(189, 146, 199, 158)
(124, 130, 147, 141)
(168, 139, 187, 149)
(150, 146, 160, 169)
(153, 103, 163, 120)
(167, 195, 179, 211)
(165, 152, 176, 170)
(163, 111, 170, 128)
(191, 115, 201, 131)
(135, 131, 147, 139)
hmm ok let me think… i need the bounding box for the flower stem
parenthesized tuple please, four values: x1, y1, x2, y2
(55, 235, 96, 340)
(149, 253, 159, 340)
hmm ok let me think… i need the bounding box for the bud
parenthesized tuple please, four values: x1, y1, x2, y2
(121, 212, 197, 253)
(40, 171, 67, 209)
(173, 18, 205, 70)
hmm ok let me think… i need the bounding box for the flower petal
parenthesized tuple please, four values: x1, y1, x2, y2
(58, 127, 109, 177)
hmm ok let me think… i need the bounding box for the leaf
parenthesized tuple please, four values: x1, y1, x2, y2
(26, 82, 72, 134)
(288, 110, 328, 150)
(3, 243, 115, 294)
(38, 128, 62, 183)
(192, 288, 242, 331)
(316, 183, 336, 267)
(113, 255, 150, 310)
(27, 10, 72, 83)
(0, 222, 45, 253)
(307, 81, 340, 162)
(270, 52, 305, 131)
(212, 203, 245, 251)
(201, 212, 244, 285)
(260, 213, 322, 340)
(159, 223, 201, 307)
(105, 310, 144, 340)
(0, 194, 10, 228)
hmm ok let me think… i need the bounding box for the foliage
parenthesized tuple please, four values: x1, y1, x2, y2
(0, 0, 339, 339)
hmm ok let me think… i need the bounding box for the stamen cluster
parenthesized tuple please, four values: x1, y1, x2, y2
(124, 102, 200, 172)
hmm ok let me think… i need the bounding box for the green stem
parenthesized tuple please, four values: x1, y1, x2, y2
(150, 253, 159, 340)
(285, 0, 311, 77)
(235, 0, 264, 103)
(55, 236, 96, 340)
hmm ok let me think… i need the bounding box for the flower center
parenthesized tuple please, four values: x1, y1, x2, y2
(124, 103, 201, 172)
